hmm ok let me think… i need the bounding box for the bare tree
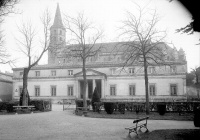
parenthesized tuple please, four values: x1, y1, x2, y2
(0, 0, 18, 64)
(119, 5, 167, 114)
(16, 9, 51, 106)
(191, 67, 200, 85)
(64, 13, 103, 111)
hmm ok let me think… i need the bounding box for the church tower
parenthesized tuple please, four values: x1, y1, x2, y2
(48, 3, 66, 64)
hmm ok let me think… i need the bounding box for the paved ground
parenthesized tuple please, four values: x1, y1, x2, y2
(0, 105, 198, 140)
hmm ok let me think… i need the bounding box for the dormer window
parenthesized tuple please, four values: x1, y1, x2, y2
(51, 70, 56, 76)
(129, 68, 135, 74)
(110, 68, 116, 75)
(35, 71, 40, 77)
(148, 67, 155, 74)
(170, 66, 176, 73)
(68, 70, 73, 75)
(19, 72, 23, 76)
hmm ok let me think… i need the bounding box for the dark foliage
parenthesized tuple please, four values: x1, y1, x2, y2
(91, 87, 100, 111)
(157, 104, 166, 115)
(194, 107, 200, 127)
(0, 101, 18, 112)
(118, 103, 125, 114)
(30, 100, 51, 111)
(75, 99, 91, 108)
(104, 102, 115, 114)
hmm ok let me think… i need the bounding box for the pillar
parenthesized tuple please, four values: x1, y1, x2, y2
(93, 79, 96, 92)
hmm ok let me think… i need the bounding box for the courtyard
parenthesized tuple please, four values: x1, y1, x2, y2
(0, 104, 198, 140)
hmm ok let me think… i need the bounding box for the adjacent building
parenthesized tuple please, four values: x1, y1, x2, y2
(0, 71, 13, 101)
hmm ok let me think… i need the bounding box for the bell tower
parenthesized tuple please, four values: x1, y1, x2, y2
(48, 3, 66, 64)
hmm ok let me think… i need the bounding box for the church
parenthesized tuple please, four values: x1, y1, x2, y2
(12, 4, 187, 102)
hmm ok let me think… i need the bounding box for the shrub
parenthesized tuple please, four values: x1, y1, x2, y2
(104, 102, 115, 114)
(0, 101, 19, 112)
(194, 107, 200, 127)
(30, 100, 51, 111)
(0, 102, 7, 111)
(157, 104, 166, 115)
(118, 103, 125, 114)
(75, 99, 91, 109)
(91, 87, 100, 111)
(6, 101, 19, 112)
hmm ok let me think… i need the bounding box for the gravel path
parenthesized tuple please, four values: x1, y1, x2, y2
(0, 109, 197, 140)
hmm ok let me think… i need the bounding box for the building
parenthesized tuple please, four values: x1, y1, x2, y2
(12, 4, 187, 102)
(0, 71, 13, 101)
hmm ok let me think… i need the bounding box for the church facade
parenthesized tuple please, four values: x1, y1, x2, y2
(12, 4, 187, 102)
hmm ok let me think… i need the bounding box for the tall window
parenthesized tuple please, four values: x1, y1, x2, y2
(170, 66, 176, 73)
(35, 86, 40, 96)
(110, 85, 116, 96)
(51, 86, 56, 96)
(68, 70, 73, 75)
(68, 86, 73, 96)
(129, 68, 135, 74)
(60, 30, 62, 35)
(129, 85, 135, 96)
(51, 70, 56, 76)
(170, 84, 177, 96)
(35, 71, 40, 77)
(149, 84, 156, 96)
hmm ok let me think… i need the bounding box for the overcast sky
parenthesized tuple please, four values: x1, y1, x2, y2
(0, 0, 199, 73)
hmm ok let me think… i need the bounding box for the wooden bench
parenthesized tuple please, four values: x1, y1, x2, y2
(125, 116, 149, 135)
(13, 106, 35, 114)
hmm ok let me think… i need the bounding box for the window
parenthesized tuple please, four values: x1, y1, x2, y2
(110, 85, 116, 96)
(51, 86, 56, 96)
(54, 36, 56, 41)
(35, 71, 40, 77)
(51, 70, 56, 76)
(68, 70, 73, 75)
(35, 86, 40, 96)
(129, 68, 135, 74)
(110, 68, 116, 75)
(60, 30, 62, 35)
(148, 67, 155, 74)
(170, 66, 176, 73)
(54, 30, 56, 34)
(68, 85, 73, 96)
(170, 84, 177, 96)
(19, 72, 23, 76)
(149, 84, 156, 96)
(60, 37, 62, 41)
(19, 86, 23, 96)
(129, 85, 135, 96)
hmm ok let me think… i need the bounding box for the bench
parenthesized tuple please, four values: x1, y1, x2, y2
(13, 106, 35, 114)
(125, 116, 149, 135)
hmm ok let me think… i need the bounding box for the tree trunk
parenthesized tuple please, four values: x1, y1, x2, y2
(19, 68, 30, 106)
(82, 59, 87, 111)
(144, 60, 150, 115)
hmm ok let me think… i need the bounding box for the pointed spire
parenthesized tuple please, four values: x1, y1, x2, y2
(52, 3, 64, 28)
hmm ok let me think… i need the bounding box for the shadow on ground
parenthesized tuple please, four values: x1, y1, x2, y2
(123, 129, 200, 140)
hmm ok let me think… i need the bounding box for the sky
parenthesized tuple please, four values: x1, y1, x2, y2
(0, 0, 199, 73)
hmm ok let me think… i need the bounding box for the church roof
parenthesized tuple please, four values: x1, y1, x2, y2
(51, 3, 65, 29)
